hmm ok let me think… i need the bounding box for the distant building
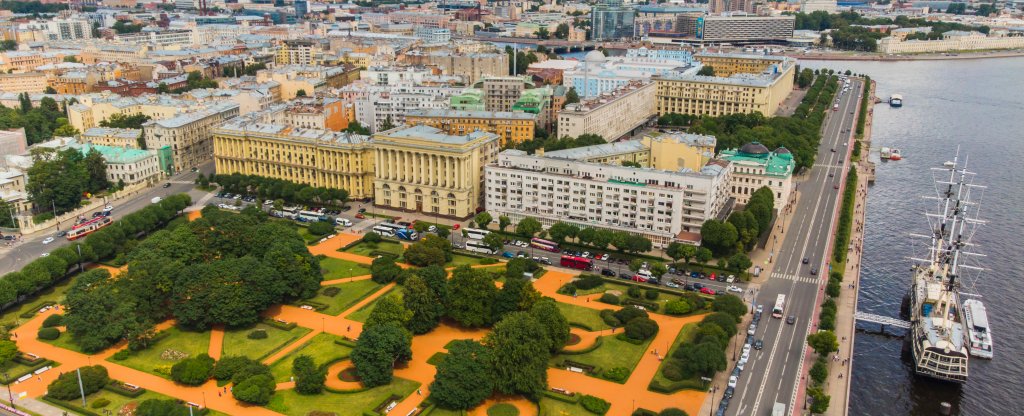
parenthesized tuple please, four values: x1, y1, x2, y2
(718, 142, 795, 210)
(80, 127, 143, 148)
(801, 0, 838, 13)
(405, 109, 536, 147)
(877, 31, 1024, 54)
(373, 125, 500, 218)
(653, 53, 796, 117)
(545, 130, 716, 172)
(557, 81, 656, 141)
(45, 14, 93, 41)
(674, 15, 795, 44)
(414, 27, 452, 44)
(67, 141, 164, 186)
(591, 0, 635, 41)
(0, 72, 48, 94)
(143, 102, 240, 173)
(0, 129, 27, 157)
(481, 76, 532, 112)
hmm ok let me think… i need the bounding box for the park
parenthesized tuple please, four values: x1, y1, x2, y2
(0, 195, 748, 416)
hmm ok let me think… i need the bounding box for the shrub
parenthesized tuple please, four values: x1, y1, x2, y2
(644, 289, 659, 300)
(47, 366, 109, 400)
(664, 299, 692, 316)
(292, 355, 326, 395)
(599, 309, 621, 327)
(659, 409, 689, 416)
(41, 314, 64, 328)
(247, 329, 268, 340)
(307, 221, 335, 236)
(487, 403, 520, 416)
(602, 367, 629, 382)
(613, 306, 648, 324)
(361, 232, 382, 244)
(711, 294, 747, 322)
(136, 399, 193, 416)
(810, 358, 829, 385)
(624, 317, 659, 341)
(37, 327, 60, 340)
(598, 293, 619, 305)
(90, 398, 110, 409)
(232, 374, 275, 405)
(321, 286, 341, 297)
(661, 361, 684, 381)
(574, 275, 604, 290)
(170, 354, 215, 386)
(479, 257, 498, 265)
(213, 356, 259, 380)
(559, 283, 577, 295)
(826, 279, 841, 297)
(579, 395, 611, 415)
(627, 285, 641, 298)
(111, 350, 131, 361)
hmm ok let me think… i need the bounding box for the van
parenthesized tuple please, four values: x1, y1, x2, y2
(636, 269, 653, 278)
(335, 218, 352, 227)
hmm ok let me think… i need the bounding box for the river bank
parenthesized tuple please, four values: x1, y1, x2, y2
(788, 49, 1024, 61)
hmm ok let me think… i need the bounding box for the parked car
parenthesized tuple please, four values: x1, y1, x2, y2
(726, 275, 735, 283)
(428, 225, 437, 233)
(646, 277, 660, 285)
(502, 251, 515, 258)
(665, 282, 680, 289)
(599, 254, 609, 261)
(684, 284, 696, 291)
(601, 268, 616, 277)
(354, 213, 365, 219)
(631, 275, 646, 283)
(700, 287, 715, 295)
(708, 273, 717, 281)
(693, 283, 705, 290)
(728, 376, 737, 388)
(42, 237, 54, 244)
(747, 323, 756, 336)
(727, 285, 743, 293)
(756, 305, 764, 314)
(516, 251, 527, 258)
(619, 272, 632, 279)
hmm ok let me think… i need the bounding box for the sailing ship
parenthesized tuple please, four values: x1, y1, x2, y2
(905, 152, 986, 383)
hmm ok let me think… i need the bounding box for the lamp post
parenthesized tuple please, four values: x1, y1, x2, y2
(3, 371, 13, 408)
(708, 385, 718, 416)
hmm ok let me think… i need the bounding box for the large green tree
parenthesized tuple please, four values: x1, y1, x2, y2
(491, 277, 539, 323)
(699, 219, 739, 257)
(428, 340, 495, 410)
(351, 322, 412, 387)
(515, 217, 543, 238)
(486, 312, 550, 399)
(403, 275, 444, 334)
(365, 295, 412, 331)
(447, 266, 498, 328)
(292, 355, 327, 394)
(528, 300, 569, 353)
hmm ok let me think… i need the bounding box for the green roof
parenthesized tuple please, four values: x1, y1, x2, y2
(719, 145, 794, 178)
(69, 142, 154, 164)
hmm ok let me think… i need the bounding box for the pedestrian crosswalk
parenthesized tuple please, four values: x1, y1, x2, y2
(770, 272, 821, 285)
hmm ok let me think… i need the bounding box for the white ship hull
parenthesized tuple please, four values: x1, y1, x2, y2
(963, 299, 993, 359)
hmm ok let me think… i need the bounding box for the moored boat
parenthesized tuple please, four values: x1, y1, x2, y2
(962, 299, 993, 359)
(890, 149, 902, 160)
(890, 94, 903, 107)
(880, 147, 892, 159)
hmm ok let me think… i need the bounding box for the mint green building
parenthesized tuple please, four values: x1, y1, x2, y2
(718, 142, 795, 210)
(67, 141, 166, 187)
(450, 88, 486, 111)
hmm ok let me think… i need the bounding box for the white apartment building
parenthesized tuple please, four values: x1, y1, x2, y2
(718, 142, 796, 210)
(67, 142, 163, 186)
(348, 82, 463, 133)
(414, 27, 451, 44)
(877, 31, 1024, 54)
(564, 51, 697, 98)
(360, 66, 434, 86)
(115, 29, 194, 48)
(46, 15, 94, 41)
(557, 81, 657, 141)
(143, 102, 240, 173)
(485, 149, 732, 247)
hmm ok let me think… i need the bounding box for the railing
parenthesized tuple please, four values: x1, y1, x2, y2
(855, 311, 911, 329)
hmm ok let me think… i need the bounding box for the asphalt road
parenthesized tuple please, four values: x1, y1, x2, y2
(725, 77, 862, 416)
(0, 162, 216, 273)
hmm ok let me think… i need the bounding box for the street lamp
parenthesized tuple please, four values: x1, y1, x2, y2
(708, 385, 718, 416)
(3, 371, 13, 408)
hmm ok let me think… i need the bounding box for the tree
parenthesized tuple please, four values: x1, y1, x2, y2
(700, 312, 738, 338)
(505, 258, 538, 280)
(491, 277, 539, 323)
(380, 115, 395, 131)
(232, 373, 275, 405)
(535, 26, 550, 39)
(659, 409, 689, 416)
(0, 40, 16, 51)
(112, 20, 144, 34)
(810, 358, 828, 385)
(170, 353, 215, 386)
(481, 232, 504, 252)
(292, 355, 326, 394)
(624, 317, 659, 341)
(365, 295, 412, 331)
(677, 341, 727, 377)
(351, 322, 412, 387)
(649, 262, 668, 278)
(565, 87, 580, 104)
(699, 219, 738, 257)
(797, 68, 815, 89)
(486, 312, 550, 399)
(697, 65, 715, 76)
(591, 229, 613, 250)
(664, 299, 692, 316)
(0, 339, 19, 368)
(157, 82, 169, 94)
(370, 256, 402, 284)
(547, 222, 579, 243)
(403, 240, 446, 267)
(403, 275, 444, 334)
(528, 300, 569, 353)
(498, 215, 511, 232)
(695, 247, 713, 263)
(44, 86, 57, 94)
(728, 253, 752, 274)
(807, 331, 839, 355)
(98, 112, 151, 129)
(345, 121, 371, 135)
(447, 266, 498, 328)
(554, 23, 570, 39)
(53, 122, 79, 137)
(712, 295, 747, 322)
(83, 148, 109, 193)
(474, 211, 492, 229)
(515, 217, 542, 238)
(809, 387, 831, 413)
(429, 340, 495, 410)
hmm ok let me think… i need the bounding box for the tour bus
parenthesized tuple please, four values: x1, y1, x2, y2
(372, 225, 397, 237)
(378, 222, 408, 232)
(530, 237, 560, 253)
(560, 255, 593, 271)
(772, 294, 786, 319)
(465, 240, 497, 255)
(465, 228, 490, 240)
(377, 223, 419, 240)
(297, 210, 326, 222)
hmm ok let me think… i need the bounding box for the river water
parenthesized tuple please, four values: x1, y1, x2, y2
(801, 58, 1024, 415)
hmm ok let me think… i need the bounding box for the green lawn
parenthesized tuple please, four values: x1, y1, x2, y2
(553, 334, 651, 383)
(296, 226, 324, 245)
(109, 326, 211, 379)
(267, 377, 419, 416)
(538, 397, 588, 416)
(555, 302, 611, 331)
(38, 328, 87, 354)
(320, 258, 372, 280)
(268, 333, 352, 383)
(301, 280, 384, 316)
(343, 240, 405, 257)
(0, 275, 76, 328)
(650, 322, 701, 388)
(221, 323, 312, 362)
(47, 384, 195, 415)
(425, 407, 464, 416)
(344, 287, 405, 323)
(447, 254, 484, 267)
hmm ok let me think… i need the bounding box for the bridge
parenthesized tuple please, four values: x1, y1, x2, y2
(455, 35, 637, 54)
(855, 311, 911, 335)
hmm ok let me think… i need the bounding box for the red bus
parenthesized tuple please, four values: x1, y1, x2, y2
(560, 255, 593, 271)
(531, 237, 560, 252)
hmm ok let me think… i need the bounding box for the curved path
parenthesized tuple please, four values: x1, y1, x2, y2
(322, 361, 363, 390)
(469, 396, 537, 416)
(561, 328, 601, 352)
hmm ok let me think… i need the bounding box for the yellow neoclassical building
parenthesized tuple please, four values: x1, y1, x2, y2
(654, 54, 795, 117)
(404, 109, 536, 147)
(213, 118, 376, 198)
(372, 125, 500, 218)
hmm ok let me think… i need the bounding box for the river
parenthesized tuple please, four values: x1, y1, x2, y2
(800, 58, 1024, 415)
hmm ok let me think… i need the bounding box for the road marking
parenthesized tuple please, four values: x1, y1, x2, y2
(769, 272, 820, 285)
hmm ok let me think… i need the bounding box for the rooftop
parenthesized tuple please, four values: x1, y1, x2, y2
(66, 141, 155, 164)
(82, 127, 142, 140)
(719, 142, 794, 177)
(406, 109, 537, 120)
(545, 140, 647, 160)
(218, 118, 370, 147)
(379, 125, 498, 145)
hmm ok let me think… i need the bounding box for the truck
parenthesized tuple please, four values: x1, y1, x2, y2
(772, 402, 786, 416)
(394, 228, 419, 241)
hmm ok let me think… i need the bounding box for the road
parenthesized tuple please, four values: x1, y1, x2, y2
(0, 162, 216, 273)
(725, 77, 862, 416)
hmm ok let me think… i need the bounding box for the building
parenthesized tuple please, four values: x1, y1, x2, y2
(282, 97, 349, 131)
(450, 88, 486, 111)
(591, 0, 635, 41)
(718, 142, 795, 210)
(625, 47, 695, 63)
(45, 14, 94, 41)
(877, 31, 1024, 54)
(709, 0, 756, 14)
(405, 109, 536, 147)
(557, 81, 656, 141)
(482, 76, 531, 112)
(0, 166, 31, 216)
(257, 65, 358, 100)
(634, 5, 705, 37)
(801, 0, 837, 13)
(414, 27, 452, 44)
(0, 128, 27, 157)
(484, 148, 731, 247)
(675, 15, 795, 44)
(276, 39, 326, 66)
(143, 102, 240, 173)
(213, 114, 375, 199)
(373, 125, 500, 218)
(544, 130, 715, 172)
(653, 54, 795, 117)
(693, 52, 790, 77)
(80, 127, 143, 148)
(0, 72, 48, 93)
(416, 52, 508, 84)
(511, 86, 555, 130)
(350, 82, 462, 132)
(564, 50, 696, 98)
(67, 141, 163, 186)
(115, 29, 193, 48)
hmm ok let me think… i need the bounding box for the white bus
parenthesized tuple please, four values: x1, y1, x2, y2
(372, 225, 396, 237)
(465, 240, 497, 255)
(378, 223, 407, 232)
(465, 228, 490, 240)
(772, 294, 786, 319)
(772, 402, 786, 416)
(298, 210, 326, 222)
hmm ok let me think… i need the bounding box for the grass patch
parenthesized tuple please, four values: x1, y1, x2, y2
(268, 333, 352, 383)
(649, 322, 703, 392)
(38, 328, 88, 354)
(555, 302, 611, 331)
(425, 407, 464, 416)
(302, 280, 384, 316)
(552, 334, 651, 382)
(343, 240, 404, 258)
(221, 323, 312, 361)
(266, 377, 419, 416)
(296, 226, 325, 245)
(321, 258, 372, 280)
(47, 383, 190, 415)
(109, 326, 211, 380)
(446, 254, 483, 267)
(426, 352, 448, 366)
(538, 397, 588, 415)
(487, 403, 519, 416)
(344, 287, 405, 323)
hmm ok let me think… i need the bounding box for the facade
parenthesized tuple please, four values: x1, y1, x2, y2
(485, 149, 731, 247)
(544, 130, 715, 172)
(557, 81, 656, 141)
(450, 89, 486, 111)
(420, 52, 508, 84)
(0, 129, 27, 157)
(276, 39, 325, 66)
(482, 76, 531, 112)
(0, 72, 48, 93)
(373, 125, 500, 218)
(591, 1, 635, 41)
(877, 31, 1024, 54)
(80, 127, 143, 148)
(143, 102, 240, 173)
(709, 0, 756, 14)
(115, 29, 193, 48)
(0, 167, 31, 215)
(718, 142, 795, 210)
(351, 83, 461, 133)
(800, 0, 838, 13)
(46, 14, 94, 41)
(653, 54, 795, 117)
(67, 142, 163, 186)
(414, 27, 452, 44)
(405, 109, 536, 147)
(677, 15, 795, 44)
(213, 115, 375, 199)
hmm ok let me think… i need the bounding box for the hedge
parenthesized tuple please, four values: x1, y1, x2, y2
(41, 314, 64, 328)
(0, 359, 53, 384)
(540, 390, 580, 404)
(579, 395, 610, 415)
(832, 167, 858, 263)
(261, 318, 297, 331)
(321, 286, 341, 297)
(598, 293, 619, 305)
(648, 377, 708, 393)
(90, 398, 110, 409)
(297, 300, 329, 311)
(104, 381, 147, 398)
(37, 327, 60, 340)
(42, 395, 102, 416)
(622, 299, 659, 312)
(557, 336, 603, 355)
(334, 338, 357, 348)
(19, 301, 57, 319)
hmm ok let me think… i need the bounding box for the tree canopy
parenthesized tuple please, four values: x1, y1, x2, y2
(429, 340, 495, 410)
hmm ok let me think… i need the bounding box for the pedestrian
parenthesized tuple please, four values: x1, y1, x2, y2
(347, 325, 351, 332)
(417, 389, 422, 396)
(218, 392, 221, 397)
